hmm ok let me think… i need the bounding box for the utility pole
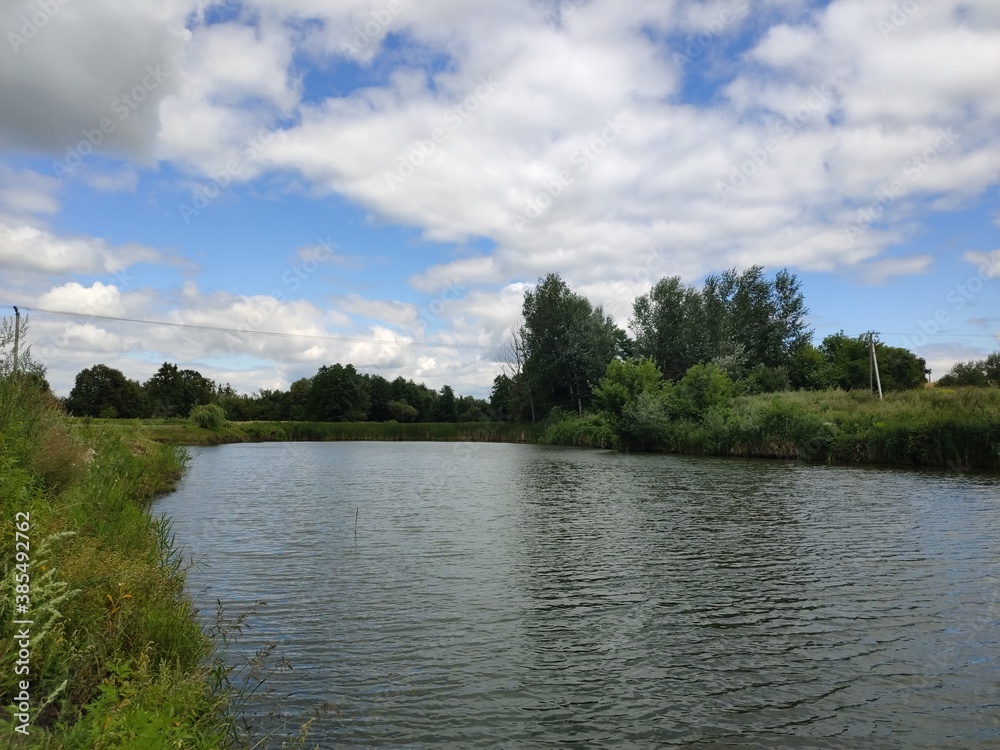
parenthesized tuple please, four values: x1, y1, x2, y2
(869, 332, 883, 400)
(12, 306, 19, 374)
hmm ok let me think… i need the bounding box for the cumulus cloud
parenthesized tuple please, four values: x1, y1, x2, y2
(0, 0, 185, 158)
(0, 222, 163, 276)
(3, 0, 999, 396)
(965, 250, 1000, 279)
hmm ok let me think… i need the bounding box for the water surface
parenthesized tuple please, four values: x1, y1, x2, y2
(156, 442, 1000, 748)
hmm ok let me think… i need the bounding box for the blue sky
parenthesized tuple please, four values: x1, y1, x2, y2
(1, 0, 998, 397)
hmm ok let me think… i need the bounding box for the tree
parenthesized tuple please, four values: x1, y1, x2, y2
(144, 363, 215, 417)
(672, 362, 732, 421)
(496, 320, 535, 421)
(522, 273, 625, 416)
(308, 364, 369, 421)
(632, 266, 811, 382)
(287, 378, 312, 421)
(365, 374, 393, 421)
(592, 357, 665, 419)
(938, 352, 1000, 387)
(66, 364, 146, 418)
(819, 332, 926, 391)
(435, 385, 457, 422)
(630, 276, 706, 380)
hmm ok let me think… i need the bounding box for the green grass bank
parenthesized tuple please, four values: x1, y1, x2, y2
(76, 418, 545, 447)
(0, 375, 238, 748)
(544, 387, 1000, 470)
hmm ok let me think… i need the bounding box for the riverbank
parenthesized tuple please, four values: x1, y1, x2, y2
(0, 376, 233, 747)
(544, 386, 1000, 470)
(73, 418, 545, 447)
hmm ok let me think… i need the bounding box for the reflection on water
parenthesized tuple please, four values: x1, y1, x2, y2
(157, 442, 1000, 747)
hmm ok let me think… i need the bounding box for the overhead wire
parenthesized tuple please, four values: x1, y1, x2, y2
(3, 305, 498, 352)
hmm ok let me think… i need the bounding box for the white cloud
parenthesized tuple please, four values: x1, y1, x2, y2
(964, 250, 1000, 279)
(853, 254, 933, 285)
(0, 222, 162, 276)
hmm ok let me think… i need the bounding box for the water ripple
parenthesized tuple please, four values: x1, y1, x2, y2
(157, 443, 1000, 748)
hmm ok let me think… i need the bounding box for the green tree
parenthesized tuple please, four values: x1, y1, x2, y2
(387, 399, 418, 422)
(630, 276, 707, 380)
(522, 273, 625, 415)
(308, 364, 370, 421)
(633, 266, 811, 382)
(189, 403, 227, 429)
(819, 333, 926, 391)
(365, 374, 394, 421)
(592, 357, 665, 419)
(287, 377, 312, 421)
(435, 385, 457, 422)
(672, 362, 732, 421)
(938, 352, 1000, 387)
(66, 364, 147, 418)
(144, 363, 215, 417)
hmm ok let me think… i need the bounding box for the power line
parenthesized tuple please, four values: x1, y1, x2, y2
(4, 305, 498, 352)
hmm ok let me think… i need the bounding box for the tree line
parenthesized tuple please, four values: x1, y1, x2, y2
(65, 361, 492, 423)
(64, 265, 996, 426)
(489, 267, 933, 421)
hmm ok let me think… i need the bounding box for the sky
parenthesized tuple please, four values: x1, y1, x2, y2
(1, 0, 998, 398)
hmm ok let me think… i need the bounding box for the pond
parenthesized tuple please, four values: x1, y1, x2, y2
(155, 442, 1000, 747)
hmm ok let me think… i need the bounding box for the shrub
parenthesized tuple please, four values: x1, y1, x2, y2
(189, 403, 227, 429)
(672, 363, 733, 421)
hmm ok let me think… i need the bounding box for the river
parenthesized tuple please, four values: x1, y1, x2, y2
(155, 441, 1000, 748)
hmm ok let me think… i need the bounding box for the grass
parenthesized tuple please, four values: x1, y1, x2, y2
(0, 376, 328, 748)
(546, 387, 1000, 469)
(0, 375, 229, 747)
(72, 418, 545, 447)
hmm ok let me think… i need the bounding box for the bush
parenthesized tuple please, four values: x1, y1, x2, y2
(189, 403, 227, 429)
(672, 363, 733, 421)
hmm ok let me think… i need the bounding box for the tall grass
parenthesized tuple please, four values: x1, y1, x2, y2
(0, 374, 228, 747)
(121, 418, 545, 446)
(546, 387, 1000, 469)
(239, 420, 544, 443)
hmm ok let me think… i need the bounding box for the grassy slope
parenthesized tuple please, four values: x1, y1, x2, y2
(0, 378, 228, 748)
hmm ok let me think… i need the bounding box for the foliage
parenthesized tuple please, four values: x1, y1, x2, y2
(938, 351, 1000, 387)
(818, 332, 928, 391)
(189, 403, 227, 429)
(144, 362, 215, 418)
(65, 364, 147, 418)
(435, 385, 457, 422)
(592, 357, 665, 418)
(0, 370, 232, 746)
(542, 412, 618, 449)
(522, 272, 626, 416)
(308, 363, 370, 421)
(631, 266, 811, 381)
(671, 362, 733, 421)
(736, 364, 791, 396)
